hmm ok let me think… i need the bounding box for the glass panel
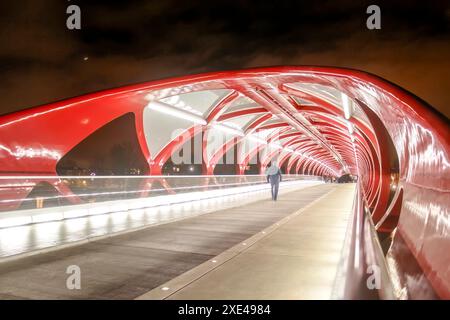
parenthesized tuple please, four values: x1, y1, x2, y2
(0, 175, 319, 213)
(143, 107, 193, 158)
(225, 96, 259, 113)
(222, 114, 258, 131)
(287, 82, 343, 108)
(291, 96, 316, 106)
(287, 83, 371, 127)
(260, 118, 285, 127)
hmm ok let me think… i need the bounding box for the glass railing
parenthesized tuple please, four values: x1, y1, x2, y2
(0, 174, 321, 212)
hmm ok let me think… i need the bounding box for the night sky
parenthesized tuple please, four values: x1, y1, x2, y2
(0, 0, 449, 117)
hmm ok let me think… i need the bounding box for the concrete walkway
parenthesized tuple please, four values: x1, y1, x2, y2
(0, 183, 336, 299)
(138, 183, 356, 300)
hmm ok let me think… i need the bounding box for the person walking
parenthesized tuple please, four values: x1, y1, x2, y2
(266, 161, 282, 201)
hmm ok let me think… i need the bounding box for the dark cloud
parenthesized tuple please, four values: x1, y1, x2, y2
(0, 0, 449, 117)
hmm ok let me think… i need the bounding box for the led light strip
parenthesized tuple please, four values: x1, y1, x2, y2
(146, 100, 207, 125)
(0, 174, 309, 179)
(341, 92, 353, 120)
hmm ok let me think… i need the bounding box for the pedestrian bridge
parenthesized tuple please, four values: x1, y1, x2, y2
(0, 67, 448, 299)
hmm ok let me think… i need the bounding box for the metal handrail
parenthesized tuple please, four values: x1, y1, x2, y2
(333, 182, 396, 299)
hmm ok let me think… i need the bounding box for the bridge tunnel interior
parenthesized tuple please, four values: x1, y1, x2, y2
(0, 67, 448, 298)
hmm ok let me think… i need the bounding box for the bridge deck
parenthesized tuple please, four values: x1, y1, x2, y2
(138, 183, 356, 300)
(0, 184, 342, 299)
